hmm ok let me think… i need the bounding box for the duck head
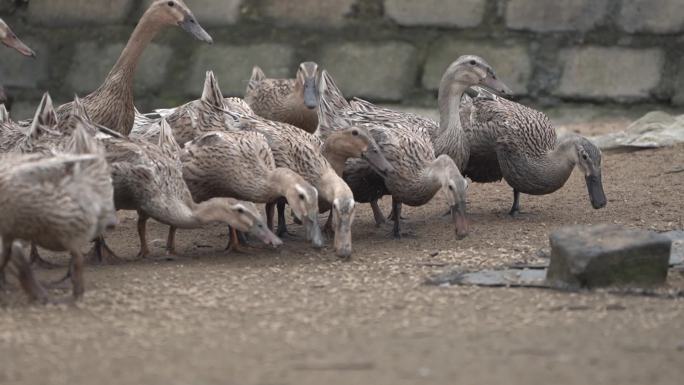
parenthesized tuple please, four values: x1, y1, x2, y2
(147, 0, 213, 44)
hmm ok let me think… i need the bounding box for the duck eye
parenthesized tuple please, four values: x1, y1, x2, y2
(351, 130, 358, 136)
(448, 185, 454, 191)
(167, 1, 174, 6)
(237, 207, 244, 214)
(299, 193, 306, 200)
(469, 60, 476, 66)
(582, 153, 588, 160)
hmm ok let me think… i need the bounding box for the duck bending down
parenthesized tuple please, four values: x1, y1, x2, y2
(0, 123, 116, 301)
(180, 130, 323, 249)
(318, 70, 473, 239)
(55, 0, 212, 136)
(225, 110, 356, 258)
(245, 62, 320, 133)
(92, 117, 281, 260)
(462, 88, 607, 215)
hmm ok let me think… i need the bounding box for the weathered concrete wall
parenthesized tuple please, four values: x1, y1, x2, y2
(1, 0, 683, 118)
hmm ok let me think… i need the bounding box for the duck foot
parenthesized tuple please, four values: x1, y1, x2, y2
(225, 228, 254, 254)
(29, 245, 63, 270)
(11, 252, 51, 305)
(85, 238, 127, 265)
(508, 190, 521, 217)
(370, 200, 386, 226)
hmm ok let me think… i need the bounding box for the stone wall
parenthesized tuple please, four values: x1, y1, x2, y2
(1, 0, 683, 118)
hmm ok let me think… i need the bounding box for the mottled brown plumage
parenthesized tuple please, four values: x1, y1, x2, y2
(318, 71, 469, 239)
(97, 118, 280, 258)
(0, 123, 115, 301)
(54, 0, 212, 136)
(181, 130, 321, 247)
(245, 62, 320, 133)
(131, 71, 252, 145)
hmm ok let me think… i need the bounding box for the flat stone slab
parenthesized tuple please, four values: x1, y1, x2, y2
(427, 268, 547, 288)
(547, 225, 671, 289)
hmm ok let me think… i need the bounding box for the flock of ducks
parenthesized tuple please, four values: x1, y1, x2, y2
(0, 0, 607, 304)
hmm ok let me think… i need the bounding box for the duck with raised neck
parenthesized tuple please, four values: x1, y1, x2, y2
(55, 0, 212, 136)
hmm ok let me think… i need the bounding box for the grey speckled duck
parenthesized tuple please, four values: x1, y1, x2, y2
(55, 0, 212, 136)
(245, 62, 320, 133)
(317, 71, 470, 239)
(462, 89, 607, 215)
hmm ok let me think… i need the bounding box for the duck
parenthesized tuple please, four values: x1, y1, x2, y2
(317, 70, 470, 239)
(0, 17, 36, 57)
(131, 71, 251, 145)
(92, 116, 281, 260)
(180, 129, 323, 249)
(0, 122, 116, 301)
(244, 62, 320, 134)
(461, 88, 607, 215)
(225, 109, 356, 258)
(54, 0, 212, 136)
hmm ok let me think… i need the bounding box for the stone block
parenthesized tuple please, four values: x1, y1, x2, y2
(187, 43, 295, 96)
(619, 0, 684, 34)
(547, 225, 671, 289)
(319, 41, 418, 101)
(0, 39, 48, 88)
(28, 0, 135, 26)
(385, 0, 486, 28)
(422, 39, 531, 95)
(556, 47, 664, 100)
(66, 42, 172, 94)
(142, 0, 242, 26)
(505, 0, 609, 32)
(261, 0, 354, 27)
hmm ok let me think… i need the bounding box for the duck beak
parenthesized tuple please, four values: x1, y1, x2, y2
(481, 74, 512, 96)
(585, 174, 607, 209)
(362, 145, 394, 177)
(3, 33, 36, 57)
(303, 77, 318, 109)
(451, 201, 469, 240)
(250, 223, 283, 248)
(334, 217, 353, 259)
(179, 16, 213, 44)
(303, 213, 323, 249)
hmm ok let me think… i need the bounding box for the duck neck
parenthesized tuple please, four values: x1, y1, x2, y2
(161, 197, 232, 229)
(266, 168, 296, 201)
(435, 80, 469, 170)
(543, 134, 579, 189)
(320, 137, 351, 176)
(104, 10, 163, 91)
(419, 156, 449, 196)
(318, 167, 350, 203)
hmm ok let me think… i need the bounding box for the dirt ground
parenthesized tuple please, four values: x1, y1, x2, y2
(1, 112, 683, 385)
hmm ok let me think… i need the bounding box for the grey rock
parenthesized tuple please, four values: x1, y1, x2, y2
(618, 0, 684, 34)
(555, 47, 664, 101)
(662, 231, 684, 266)
(422, 39, 531, 95)
(66, 42, 172, 94)
(187, 43, 295, 97)
(260, 0, 354, 27)
(28, 0, 135, 26)
(505, 0, 609, 32)
(319, 41, 418, 101)
(385, 0, 486, 28)
(546, 225, 671, 289)
(0, 39, 48, 88)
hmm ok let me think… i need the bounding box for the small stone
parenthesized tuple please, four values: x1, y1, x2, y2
(546, 225, 671, 289)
